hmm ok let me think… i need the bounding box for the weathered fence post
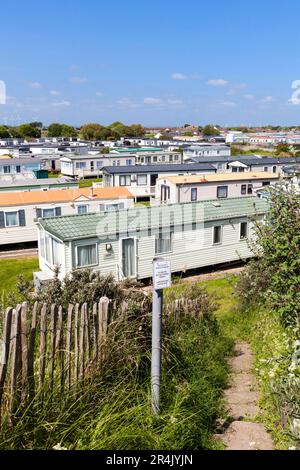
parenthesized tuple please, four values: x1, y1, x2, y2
(0, 308, 13, 417)
(66, 304, 73, 390)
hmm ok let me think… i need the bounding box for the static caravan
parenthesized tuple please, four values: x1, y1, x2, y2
(0, 187, 134, 247)
(35, 196, 268, 285)
(155, 172, 280, 205)
(60, 153, 136, 179)
(0, 177, 78, 193)
(102, 163, 217, 201)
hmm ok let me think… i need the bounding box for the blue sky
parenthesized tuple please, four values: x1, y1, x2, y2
(1, 0, 300, 127)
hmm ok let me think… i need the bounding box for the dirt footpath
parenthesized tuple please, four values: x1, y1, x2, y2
(219, 342, 274, 450)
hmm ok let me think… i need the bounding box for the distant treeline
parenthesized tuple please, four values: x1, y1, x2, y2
(0, 121, 146, 140)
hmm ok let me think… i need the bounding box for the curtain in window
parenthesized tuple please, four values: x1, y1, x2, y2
(77, 245, 96, 267)
(5, 212, 19, 226)
(122, 238, 135, 277)
(155, 233, 171, 254)
(45, 234, 51, 262)
(77, 205, 88, 214)
(43, 208, 55, 218)
(52, 238, 61, 265)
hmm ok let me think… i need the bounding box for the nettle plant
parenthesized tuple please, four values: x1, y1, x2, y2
(237, 183, 300, 327)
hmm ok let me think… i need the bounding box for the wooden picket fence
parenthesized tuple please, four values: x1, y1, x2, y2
(0, 296, 203, 426)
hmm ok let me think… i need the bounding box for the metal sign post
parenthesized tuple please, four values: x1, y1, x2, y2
(151, 257, 171, 415)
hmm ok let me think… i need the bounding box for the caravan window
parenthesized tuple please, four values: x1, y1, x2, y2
(76, 244, 97, 267)
(213, 226, 222, 245)
(5, 211, 19, 227)
(155, 229, 173, 254)
(120, 175, 131, 186)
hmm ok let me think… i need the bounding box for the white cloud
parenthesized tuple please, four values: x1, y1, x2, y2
(51, 100, 71, 107)
(69, 77, 88, 84)
(116, 98, 140, 108)
(171, 72, 200, 81)
(50, 90, 61, 96)
(261, 96, 275, 103)
(171, 73, 188, 80)
(144, 97, 162, 105)
(207, 79, 228, 87)
(30, 81, 42, 89)
(96, 91, 104, 97)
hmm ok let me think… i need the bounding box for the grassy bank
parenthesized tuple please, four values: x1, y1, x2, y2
(204, 275, 295, 449)
(0, 257, 39, 305)
(0, 283, 232, 450)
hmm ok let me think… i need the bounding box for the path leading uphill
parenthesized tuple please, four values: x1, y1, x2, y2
(218, 341, 274, 450)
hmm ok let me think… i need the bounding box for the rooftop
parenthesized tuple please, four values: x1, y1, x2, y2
(0, 186, 133, 207)
(102, 163, 217, 174)
(38, 196, 268, 242)
(160, 172, 280, 185)
(0, 177, 78, 189)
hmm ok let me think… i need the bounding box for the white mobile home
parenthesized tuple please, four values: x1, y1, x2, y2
(102, 163, 217, 201)
(0, 187, 134, 247)
(60, 153, 136, 179)
(155, 172, 280, 204)
(183, 145, 231, 161)
(35, 196, 268, 284)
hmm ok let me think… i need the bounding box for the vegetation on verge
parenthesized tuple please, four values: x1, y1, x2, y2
(232, 185, 300, 448)
(0, 274, 232, 450)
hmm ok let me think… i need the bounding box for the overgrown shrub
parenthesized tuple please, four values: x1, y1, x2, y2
(237, 184, 300, 327)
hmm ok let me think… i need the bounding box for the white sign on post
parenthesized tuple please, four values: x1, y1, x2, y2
(153, 258, 171, 290)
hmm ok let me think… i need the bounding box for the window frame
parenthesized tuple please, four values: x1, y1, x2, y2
(75, 243, 98, 268)
(191, 187, 198, 202)
(217, 186, 228, 199)
(240, 222, 248, 240)
(155, 229, 173, 254)
(4, 211, 20, 228)
(137, 174, 147, 186)
(119, 175, 131, 186)
(77, 204, 89, 215)
(212, 225, 222, 245)
(42, 208, 56, 218)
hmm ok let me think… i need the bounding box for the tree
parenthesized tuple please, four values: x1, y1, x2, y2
(0, 126, 10, 138)
(9, 127, 22, 138)
(47, 123, 63, 137)
(80, 123, 108, 140)
(202, 125, 220, 136)
(29, 121, 43, 129)
(60, 124, 78, 138)
(274, 144, 292, 156)
(130, 124, 145, 137)
(18, 124, 41, 138)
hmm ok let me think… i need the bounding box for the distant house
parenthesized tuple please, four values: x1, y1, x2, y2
(111, 148, 182, 165)
(155, 172, 280, 204)
(35, 196, 268, 284)
(0, 177, 78, 193)
(0, 187, 134, 247)
(0, 158, 42, 180)
(102, 163, 217, 201)
(183, 145, 231, 161)
(60, 153, 136, 179)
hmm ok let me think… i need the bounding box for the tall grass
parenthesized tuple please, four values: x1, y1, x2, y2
(0, 284, 232, 450)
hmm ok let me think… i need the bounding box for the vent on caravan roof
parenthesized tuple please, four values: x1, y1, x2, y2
(211, 202, 221, 207)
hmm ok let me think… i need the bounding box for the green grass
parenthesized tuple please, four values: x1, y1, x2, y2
(0, 279, 232, 450)
(79, 178, 103, 188)
(0, 257, 38, 305)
